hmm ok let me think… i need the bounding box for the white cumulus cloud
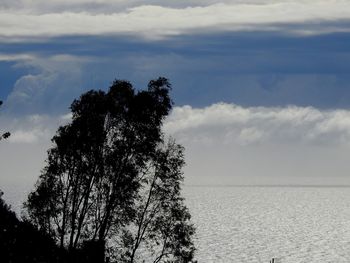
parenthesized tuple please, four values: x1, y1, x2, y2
(163, 103, 350, 185)
(165, 103, 350, 146)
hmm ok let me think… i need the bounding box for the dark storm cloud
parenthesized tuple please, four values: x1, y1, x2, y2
(1, 30, 350, 114)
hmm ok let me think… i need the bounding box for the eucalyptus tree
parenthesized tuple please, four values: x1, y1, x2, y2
(24, 78, 196, 262)
(118, 139, 196, 263)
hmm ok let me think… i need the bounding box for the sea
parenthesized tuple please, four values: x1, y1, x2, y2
(5, 185, 350, 263)
(183, 186, 350, 263)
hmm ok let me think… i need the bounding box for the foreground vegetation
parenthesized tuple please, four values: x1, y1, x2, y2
(0, 78, 196, 263)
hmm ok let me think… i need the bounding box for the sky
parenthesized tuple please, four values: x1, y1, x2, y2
(1, 0, 350, 207)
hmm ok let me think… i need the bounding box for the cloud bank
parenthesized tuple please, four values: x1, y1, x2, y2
(5, 103, 350, 147)
(164, 104, 350, 185)
(1, 1, 350, 39)
(165, 103, 350, 146)
(2, 103, 350, 193)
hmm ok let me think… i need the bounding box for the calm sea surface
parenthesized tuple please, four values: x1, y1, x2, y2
(183, 186, 350, 263)
(5, 185, 350, 262)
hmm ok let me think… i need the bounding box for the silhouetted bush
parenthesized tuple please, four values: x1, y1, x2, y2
(0, 191, 62, 262)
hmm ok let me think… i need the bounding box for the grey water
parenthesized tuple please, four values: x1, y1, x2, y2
(183, 186, 350, 263)
(5, 185, 350, 262)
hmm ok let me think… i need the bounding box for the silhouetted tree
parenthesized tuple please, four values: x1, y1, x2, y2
(24, 78, 196, 262)
(0, 191, 60, 263)
(0, 100, 10, 141)
(118, 139, 196, 263)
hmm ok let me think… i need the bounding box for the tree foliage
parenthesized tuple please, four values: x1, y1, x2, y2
(24, 78, 196, 262)
(0, 191, 60, 263)
(117, 140, 195, 263)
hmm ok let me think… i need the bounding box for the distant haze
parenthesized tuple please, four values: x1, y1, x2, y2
(2, 104, 350, 210)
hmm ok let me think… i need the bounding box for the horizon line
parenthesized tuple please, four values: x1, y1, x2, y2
(184, 184, 350, 188)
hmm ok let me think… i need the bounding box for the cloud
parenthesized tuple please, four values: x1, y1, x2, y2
(0, 0, 234, 12)
(0, 113, 70, 144)
(165, 103, 350, 146)
(1, 1, 350, 40)
(1, 29, 350, 113)
(5, 66, 350, 145)
(0, 53, 34, 62)
(162, 103, 350, 185)
(4, 54, 89, 114)
(9, 130, 43, 144)
(7, 102, 349, 147)
(0, 10, 348, 115)
(2, 102, 350, 208)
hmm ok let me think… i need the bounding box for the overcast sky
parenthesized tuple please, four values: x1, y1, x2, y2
(1, 0, 350, 207)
